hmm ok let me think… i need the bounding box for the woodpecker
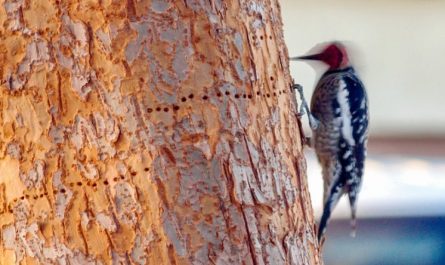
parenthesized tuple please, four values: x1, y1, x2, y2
(291, 42, 369, 243)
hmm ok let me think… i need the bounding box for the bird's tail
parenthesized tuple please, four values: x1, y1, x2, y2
(318, 181, 344, 243)
(349, 194, 358, 238)
(318, 203, 332, 243)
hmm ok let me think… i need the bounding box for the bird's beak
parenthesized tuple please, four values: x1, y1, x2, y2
(290, 54, 321, 61)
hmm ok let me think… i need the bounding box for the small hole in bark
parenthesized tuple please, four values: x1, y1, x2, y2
(34, 195, 38, 200)
(217, 92, 222, 97)
(40, 194, 44, 198)
(144, 167, 149, 172)
(121, 175, 126, 179)
(270, 76, 274, 81)
(163, 107, 169, 112)
(273, 92, 277, 97)
(156, 107, 161, 111)
(77, 182, 82, 186)
(173, 105, 180, 111)
(267, 94, 270, 98)
(235, 94, 240, 99)
(248, 94, 252, 99)
(181, 97, 187, 102)
(257, 91, 260, 96)
(269, 35, 272, 40)
(113, 177, 118, 182)
(188, 94, 194, 99)
(60, 188, 66, 194)
(131, 171, 137, 176)
(147, 108, 153, 113)
(243, 94, 247, 98)
(92, 183, 97, 187)
(202, 95, 208, 100)
(69, 183, 74, 187)
(44, 192, 48, 196)
(52, 191, 57, 195)
(103, 180, 109, 185)
(20, 196, 25, 200)
(225, 91, 230, 96)
(260, 35, 264, 40)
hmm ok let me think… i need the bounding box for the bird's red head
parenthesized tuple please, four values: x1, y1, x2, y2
(292, 42, 350, 70)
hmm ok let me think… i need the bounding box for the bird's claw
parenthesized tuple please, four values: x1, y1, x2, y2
(304, 137, 312, 147)
(293, 84, 307, 117)
(294, 83, 318, 127)
(293, 83, 304, 94)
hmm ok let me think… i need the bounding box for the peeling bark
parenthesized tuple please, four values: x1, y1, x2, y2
(0, 0, 321, 264)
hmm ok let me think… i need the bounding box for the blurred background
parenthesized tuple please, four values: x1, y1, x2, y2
(282, 0, 445, 264)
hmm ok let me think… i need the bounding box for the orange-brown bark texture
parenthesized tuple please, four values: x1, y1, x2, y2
(0, 0, 321, 264)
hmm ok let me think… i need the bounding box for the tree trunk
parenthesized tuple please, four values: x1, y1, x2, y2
(0, 0, 321, 264)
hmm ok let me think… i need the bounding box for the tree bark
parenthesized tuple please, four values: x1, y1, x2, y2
(0, 0, 321, 264)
